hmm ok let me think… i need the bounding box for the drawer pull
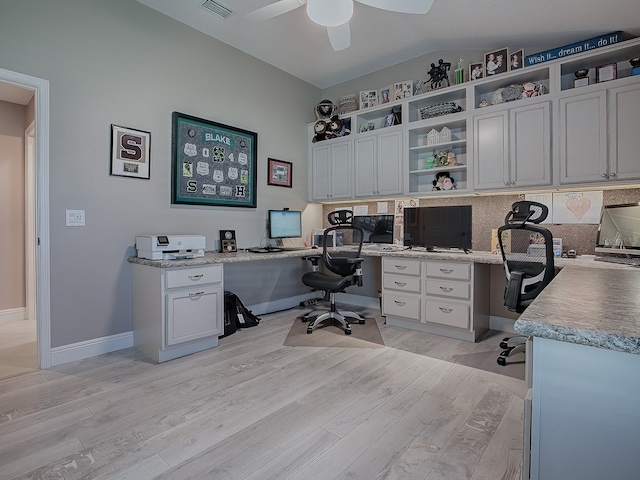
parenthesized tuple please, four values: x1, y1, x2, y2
(439, 307, 453, 314)
(439, 269, 453, 274)
(394, 300, 406, 306)
(394, 265, 407, 270)
(439, 286, 454, 292)
(394, 281, 407, 287)
(188, 291, 205, 297)
(188, 274, 204, 280)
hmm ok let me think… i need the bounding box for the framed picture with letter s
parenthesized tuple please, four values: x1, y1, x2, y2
(110, 124, 151, 179)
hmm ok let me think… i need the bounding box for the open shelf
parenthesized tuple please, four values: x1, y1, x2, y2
(407, 86, 467, 123)
(473, 65, 550, 109)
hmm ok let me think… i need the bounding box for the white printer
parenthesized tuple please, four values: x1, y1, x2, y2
(136, 235, 206, 260)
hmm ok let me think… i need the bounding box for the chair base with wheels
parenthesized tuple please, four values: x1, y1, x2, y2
(497, 335, 526, 366)
(303, 290, 365, 335)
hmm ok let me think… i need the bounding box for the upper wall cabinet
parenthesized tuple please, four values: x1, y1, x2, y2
(310, 138, 352, 201)
(354, 128, 403, 198)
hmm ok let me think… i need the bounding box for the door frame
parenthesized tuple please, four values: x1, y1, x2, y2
(0, 67, 51, 368)
(25, 121, 36, 322)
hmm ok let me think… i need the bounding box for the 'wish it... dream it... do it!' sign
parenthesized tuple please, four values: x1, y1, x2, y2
(525, 32, 623, 67)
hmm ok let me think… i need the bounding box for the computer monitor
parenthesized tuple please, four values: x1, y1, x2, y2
(595, 203, 640, 256)
(268, 210, 302, 239)
(403, 205, 472, 251)
(352, 214, 394, 243)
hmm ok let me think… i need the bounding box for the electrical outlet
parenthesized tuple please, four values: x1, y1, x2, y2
(66, 209, 86, 227)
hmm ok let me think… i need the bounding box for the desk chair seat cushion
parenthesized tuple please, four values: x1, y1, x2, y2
(302, 272, 352, 292)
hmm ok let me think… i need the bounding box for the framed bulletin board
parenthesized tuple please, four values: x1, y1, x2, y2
(171, 112, 258, 208)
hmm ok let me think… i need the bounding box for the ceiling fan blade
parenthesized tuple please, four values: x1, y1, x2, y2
(327, 22, 351, 51)
(356, 0, 434, 14)
(246, 0, 304, 21)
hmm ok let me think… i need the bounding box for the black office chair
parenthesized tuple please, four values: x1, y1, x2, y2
(497, 201, 555, 366)
(369, 219, 394, 244)
(301, 210, 366, 335)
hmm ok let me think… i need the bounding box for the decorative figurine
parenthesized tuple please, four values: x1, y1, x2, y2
(455, 58, 464, 84)
(314, 99, 336, 120)
(427, 59, 452, 90)
(574, 68, 590, 88)
(631, 57, 640, 76)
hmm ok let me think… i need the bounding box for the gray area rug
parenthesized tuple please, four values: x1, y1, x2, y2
(284, 316, 385, 348)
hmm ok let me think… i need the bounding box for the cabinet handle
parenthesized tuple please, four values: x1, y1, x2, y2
(394, 281, 407, 286)
(395, 265, 407, 270)
(188, 291, 205, 297)
(439, 268, 453, 274)
(601, 173, 609, 179)
(439, 307, 453, 314)
(394, 300, 406, 306)
(504, 180, 509, 186)
(510, 180, 516, 185)
(439, 286, 454, 292)
(610, 172, 617, 178)
(188, 274, 204, 280)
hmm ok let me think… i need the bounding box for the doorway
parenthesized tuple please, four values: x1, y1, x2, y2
(0, 68, 51, 376)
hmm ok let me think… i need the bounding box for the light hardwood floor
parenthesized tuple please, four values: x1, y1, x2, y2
(0, 319, 38, 381)
(0, 306, 525, 480)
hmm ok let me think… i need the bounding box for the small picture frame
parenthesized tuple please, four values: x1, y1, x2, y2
(110, 124, 151, 179)
(383, 114, 395, 127)
(359, 122, 375, 133)
(484, 48, 508, 76)
(509, 49, 524, 71)
(379, 85, 392, 104)
(267, 158, 292, 188)
(596, 63, 617, 83)
(394, 81, 413, 101)
(359, 90, 378, 109)
(469, 62, 484, 81)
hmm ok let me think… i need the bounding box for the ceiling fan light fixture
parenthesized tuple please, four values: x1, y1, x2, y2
(307, 0, 353, 27)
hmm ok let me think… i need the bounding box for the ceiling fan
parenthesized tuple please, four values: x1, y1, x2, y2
(246, 0, 434, 51)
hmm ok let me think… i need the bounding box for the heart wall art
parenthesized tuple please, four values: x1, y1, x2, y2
(552, 191, 603, 224)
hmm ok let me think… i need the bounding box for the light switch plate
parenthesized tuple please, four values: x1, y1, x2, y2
(66, 209, 86, 227)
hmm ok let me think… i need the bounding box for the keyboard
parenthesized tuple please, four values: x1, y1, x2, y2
(594, 256, 640, 266)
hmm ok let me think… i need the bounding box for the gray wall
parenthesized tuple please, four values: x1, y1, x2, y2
(0, 100, 26, 310)
(0, 0, 321, 347)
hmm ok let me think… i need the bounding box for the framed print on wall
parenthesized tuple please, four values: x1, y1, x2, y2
(171, 112, 258, 208)
(267, 158, 292, 188)
(110, 124, 151, 179)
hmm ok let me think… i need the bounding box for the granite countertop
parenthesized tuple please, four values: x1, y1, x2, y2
(515, 265, 640, 355)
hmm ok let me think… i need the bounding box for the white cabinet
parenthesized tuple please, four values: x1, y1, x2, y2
(311, 139, 352, 201)
(354, 129, 403, 197)
(474, 101, 551, 190)
(131, 263, 223, 363)
(608, 82, 640, 181)
(382, 258, 490, 342)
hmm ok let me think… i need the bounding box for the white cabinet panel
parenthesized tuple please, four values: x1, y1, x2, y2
(609, 83, 640, 181)
(354, 135, 377, 197)
(354, 130, 403, 198)
(473, 111, 509, 190)
(510, 101, 551, 187)
(311, 144, 331, 200)
(424, 299, 470, 329)
(166, 287, 221, 346)
(311, 140, 352, 200)
(383, 292, 421, 321)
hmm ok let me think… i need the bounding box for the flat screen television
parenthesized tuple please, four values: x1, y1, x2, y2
(352, 214, 394, 243)
(595, 203, 640, 256)
(403, 205, 472, 251)
(268, 210, 302, 239)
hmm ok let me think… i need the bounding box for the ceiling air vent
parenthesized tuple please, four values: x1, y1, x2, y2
(199, 0, 234, 20)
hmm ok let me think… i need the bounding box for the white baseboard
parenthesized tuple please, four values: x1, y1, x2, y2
(51, 331, 133, 367)
(247, 292, 318, 316)
(0, 307, 26, 324)
(489, 315, 517, 333)
(336, 293, 380, 310)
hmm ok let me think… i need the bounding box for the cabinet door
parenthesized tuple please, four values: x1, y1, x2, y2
(559, 91, 607, 184)
(377, 130, 404, 196)
(311, 144, 331, 200)
(510, 101, 551, 187)
(609, 83, 640, 181)
(473, 111, 509, 190)
(354, 135, 377, 197)
(166, 286, 221, 346)
(329, 140, 352, 199)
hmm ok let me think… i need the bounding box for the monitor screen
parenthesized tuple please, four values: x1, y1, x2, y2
(403, 205, 472, 250)
(596, 203, 640, 254)
(352, 214, 394, 243)
(268, 210, 302, 239)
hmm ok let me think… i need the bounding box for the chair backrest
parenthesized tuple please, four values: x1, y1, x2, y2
(322, 211, 364, 277)
(498, 201, 555, 312)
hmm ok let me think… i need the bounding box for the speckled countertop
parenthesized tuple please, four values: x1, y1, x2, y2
(128, 248, 639, 354)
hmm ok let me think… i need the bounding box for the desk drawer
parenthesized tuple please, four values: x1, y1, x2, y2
(424, 299, 470, 329)
(425, 279, 470, 300)
(383, 258, 421, 276)
(166, 265, 222, 289)
(383, 292, 421, 321)
(383, 274, 421, 294)
(426, 261, 471, 281)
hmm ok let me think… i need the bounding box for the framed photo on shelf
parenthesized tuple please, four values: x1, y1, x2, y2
(267, 158, 292, 188)
(485, 48, 508, 76)
(359, 90, 378, 109)
(379, 85, 392, 104)
(171, 111, 257, 208)
(394, 81, 413, 101)
(383, 114, 395, 127)
(509, 49, 524, 71)
(469, 62, 485, 81)
(596, 63, 617, 83)
(110, 124, 151, 179)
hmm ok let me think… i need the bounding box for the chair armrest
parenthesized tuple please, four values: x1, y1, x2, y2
(345, 257, 364, 264)
(301, 254, 322, 262)
(346, 257, 364, 286)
